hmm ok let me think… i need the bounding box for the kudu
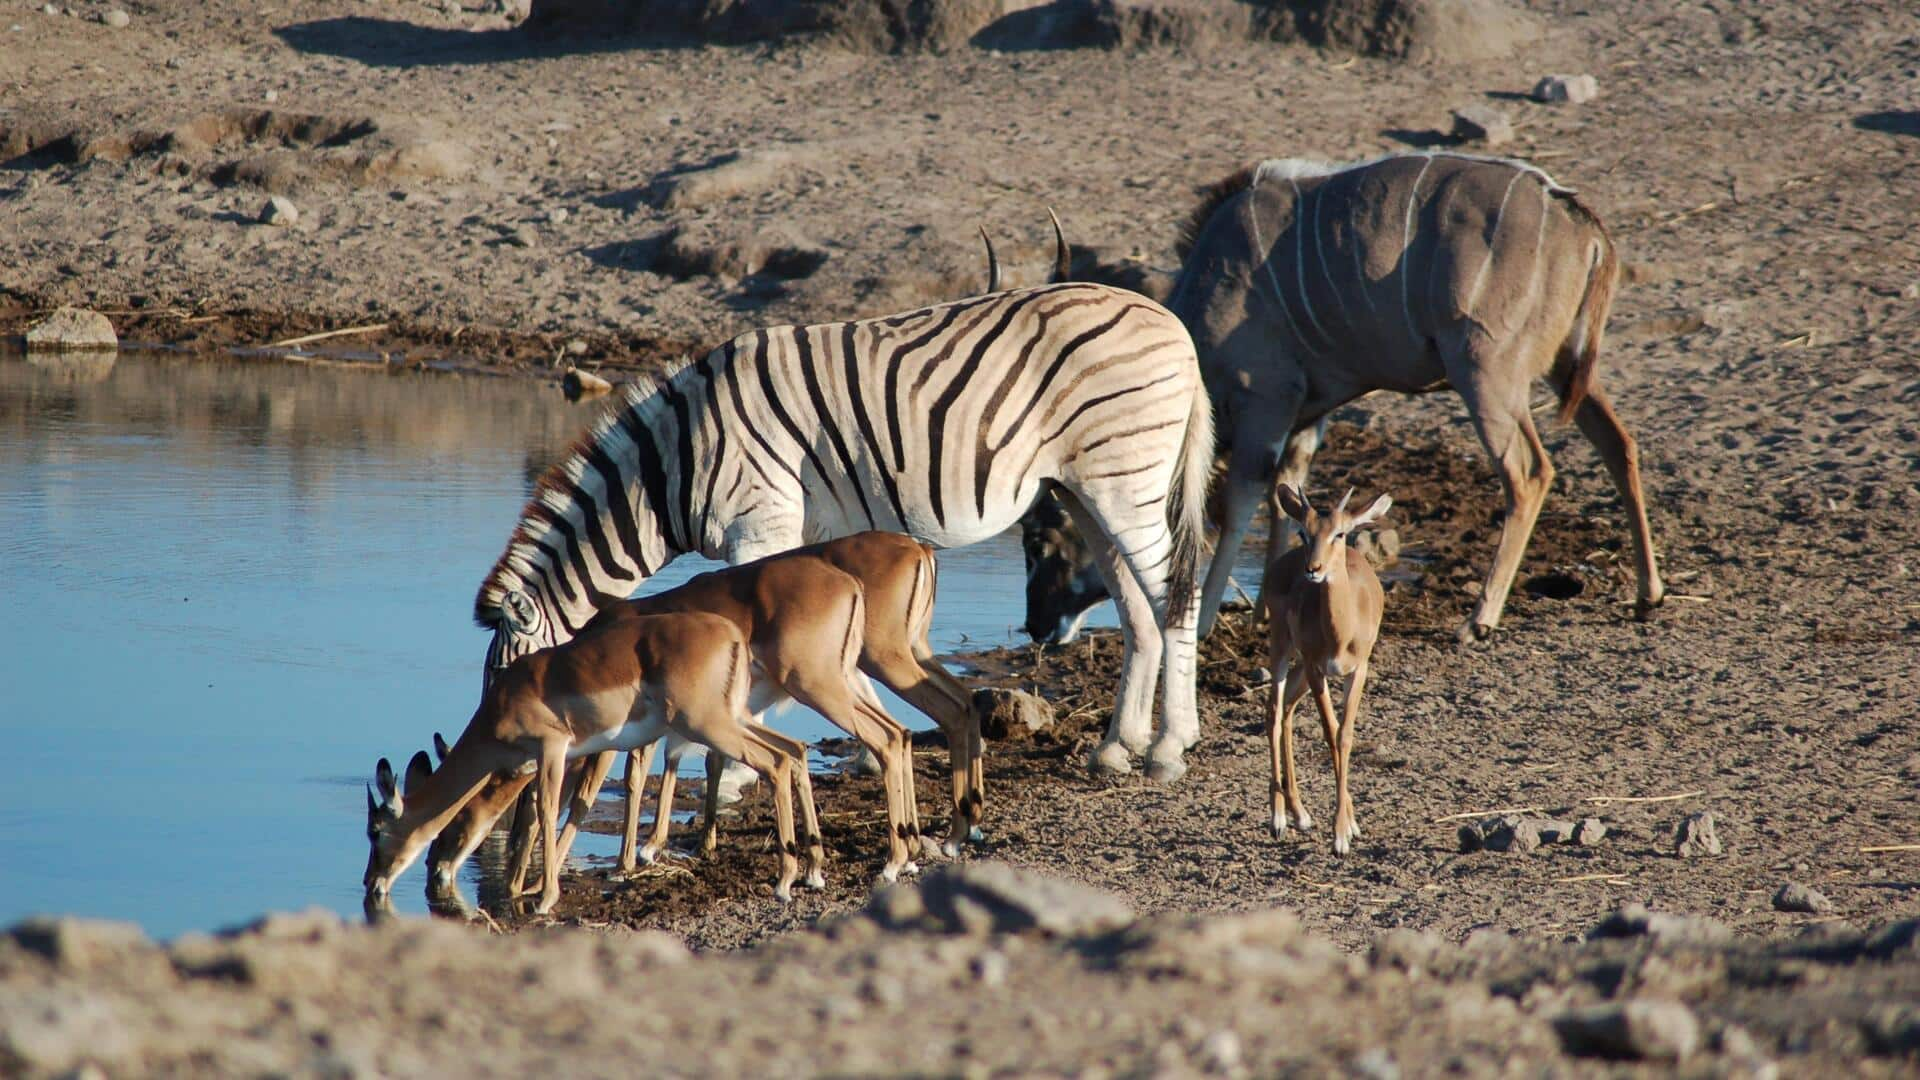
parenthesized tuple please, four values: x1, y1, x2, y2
(426, 533, 981, 897)
(364, 610, 821, 915)
(1021, 152, 1664, 647)
(1263, 485, 1390, 856)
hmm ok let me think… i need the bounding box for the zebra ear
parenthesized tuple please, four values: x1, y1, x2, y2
(501, 589, 538, 636)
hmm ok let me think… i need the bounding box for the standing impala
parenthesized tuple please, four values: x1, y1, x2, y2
(364, 610, 821, 914)
(1263, 485, 1390, 856)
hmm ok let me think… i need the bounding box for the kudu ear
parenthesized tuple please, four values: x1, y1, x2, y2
(1046, 206, 1071, 283)
(404, 750, 434, 795)
(1349, 493, 1393, 529)
(1272, 483, 1312, 525)
(979, 225, 1001, 293)
(374, 758, 400, 807)
(432, 732, 451, 764)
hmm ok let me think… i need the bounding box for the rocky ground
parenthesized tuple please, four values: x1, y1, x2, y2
(4, 0, 1918, 1074)
(7, 865, 1919, 1076)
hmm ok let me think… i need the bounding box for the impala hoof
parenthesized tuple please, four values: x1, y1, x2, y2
(901, 860, 920, 877)
(1270, 813, 1288, 840)
(878, 865, 901, 885)
(1089, 741, 1134, 777)
(967, 826, 986, 844)
(1635, 594, 1665, 621)
(1293, 809, 1315, 831)
(636, 846, 660, 867)
(804, 869, 827, 890)
(775, 882, 793, 903)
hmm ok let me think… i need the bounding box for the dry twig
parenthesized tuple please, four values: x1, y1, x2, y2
(1433, 806, 1541, 823)
(270, 323, 389, 349)
(1582, 790, 1704, 806)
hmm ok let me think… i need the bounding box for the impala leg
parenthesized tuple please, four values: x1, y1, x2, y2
(793, 679, 912, 882)
(734, 731, 799, 902)
(1335, 662, 1368, 852)
(757, 727, 827, 888)
(1451, 343, 1554, 644)
(874, 646, 980, 856)
(534, 746, 566, 914)
(698, 746, 722, 857)
(639, 745, 683, 865)
(504, 782, 537, 897)
(1280, 667, 1313, 831)
(1307, 671, 1345, 856)
(620, 742, 658, 872)
(1569, 383, 1665, 617)
(1268, 661, 1312, 838)
(553, 751, 616, 869)
(857, 679, 935, 861)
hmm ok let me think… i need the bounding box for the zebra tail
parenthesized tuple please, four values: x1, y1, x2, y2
(1556, 194, 1619, 425)
(1165, 379, 1215, 626)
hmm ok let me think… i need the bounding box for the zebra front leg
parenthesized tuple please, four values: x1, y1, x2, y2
(1058, 492, 1161, 778)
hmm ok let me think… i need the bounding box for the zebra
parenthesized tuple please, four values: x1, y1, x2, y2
(475, 280, 1215, 782)
(1022, 151, 1664, 647)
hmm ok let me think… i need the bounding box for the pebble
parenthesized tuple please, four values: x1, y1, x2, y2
(1531, 73, 1598, 104)
(1674, 811, 1723, 857)
(561, 367, 613, 400)
(1572, 818, 1609, 845)
(263, 89, 277, 103)
(971, 687, 1055, 739)
(42, 4, 58, 15)
(1197, 1030, 1242, 1074)
(102, 8, 129, 27)
(1350, 1048, 1401, 1080)
(564, 338, 588, 356)
(260, 195, 298, 227)
(1554, 999, 1701, 1062)
(507, 224, 538, 248)
(1450, 105, 1514, 146)
(971, 949, 1008, 987)
(548, 207, 570, 225)
(1772, 882, 1834, 914)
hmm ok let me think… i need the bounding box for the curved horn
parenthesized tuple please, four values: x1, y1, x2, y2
(1046, 206, 1071, 283)
(1334, 487, 1356, 515)
(979, 225, 1001, 293)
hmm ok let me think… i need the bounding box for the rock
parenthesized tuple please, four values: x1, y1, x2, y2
(1294, 0, 1541, 63)
(1450, 105, 1514, 146)
(1349, 1048, 1401, 1080)
(1772, 883, 1834, 914)
(548, 206, 570, 225)
(971, 949, 1009, 986)
(655, 147, 811, 211)
(562, 367, 613, 400)
(1588, 904, 1731, 946)
(23, 306, 117, 351)
(871, 862, 1136, 938)
(507, 224, 539, 248)
(259, 194, 298, 227)
(1863, 1003, 1920, 1055)
(564, 338, 589, 357)
(1484, 816, 1544, 853)
(1572, 818, 1608, 845)
(8, 916, 152, 972)
(1102, 908, 1345, 984)
(653, 222, 828, 283)
(1457, 822, 1486, 852)
(1370, 928, 1462, 979)
(1674, 812, 1723, 857)
(972, 687, 1055, 739)
(1197, 1029, 1242, 1074)
(1352, 527, 1401, 567)
(1864, 918, 1920, 961)
(102, 8, 129, 27)
(1531, 73, 1598, 104)
(1554, 999, 1701, 1062)
(845, 744, 884, 777)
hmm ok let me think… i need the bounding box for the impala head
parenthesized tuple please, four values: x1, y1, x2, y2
(1021, 489, 1109, 645)
(363, 749, 436, 903)
(1272, 485, 1392, 584)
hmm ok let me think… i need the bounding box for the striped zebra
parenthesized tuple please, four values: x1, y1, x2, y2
(476, 281, 1215, 782)
(1024, 151, 1663, 646)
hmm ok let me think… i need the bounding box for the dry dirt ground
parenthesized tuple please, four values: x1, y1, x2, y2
(4, 0, 1918, 1074)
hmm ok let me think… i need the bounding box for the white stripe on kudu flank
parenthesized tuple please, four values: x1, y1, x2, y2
(1288, 178, 1333, 349)
(1309, 178, 1355, 333)
(1245, 175, 1320, 358)
(1467, 168, 1529, 318)
(1400, 155, 1437, 348)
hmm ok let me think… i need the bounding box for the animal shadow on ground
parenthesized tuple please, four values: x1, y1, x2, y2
(1381, 128, 1461, 149)
(1853, 111, 1920, 137)
(275, 17, 691, 68)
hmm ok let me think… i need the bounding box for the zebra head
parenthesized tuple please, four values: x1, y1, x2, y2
(1019, 489, 1110, 645)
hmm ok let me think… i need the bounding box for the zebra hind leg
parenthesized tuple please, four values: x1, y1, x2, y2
(1056, 491, 1163, 779)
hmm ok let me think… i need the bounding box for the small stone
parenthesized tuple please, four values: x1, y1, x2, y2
(1197, 1030, 1242, 1074)
(23, 306, 117, 351)
(1554, 999, 1701, 1062)
(507, 224, 539, 248)
(101, 8, 129, 27)
(1480, 815, 1548, 853)
(845, 745, 884, 777)
(1588, 903, 1731, 946)
(263, 88, 277, 103)
(42, 4, 59, 15)
(1531, 73, 1599, 104)
(561, 367, 613, 400)
(1450, 105, 1514, 146)
(971, 687, 1054, 740)
(1572, 818, 1608, 845)
(1350, 1048, 1401, 1080)
(1352, 528, 1402, 567)
(547, 207, 570, 225)
(1457, 821, 1486, 853)
(1772, 882, 1834, 914)
(260, 195, 298, 227)
(1674, 812, 1723, 857)
(564, 338, 589, 357)
(971, 949, 1008, 987)
(165, 56, 182, 69)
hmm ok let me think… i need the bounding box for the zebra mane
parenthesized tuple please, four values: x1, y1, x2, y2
(472, 352, 706, 631)
(1175, 150, 1576, 262)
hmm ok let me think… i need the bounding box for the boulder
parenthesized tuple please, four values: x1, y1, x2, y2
(1553, 999, 1701, 1062)
(1450, 104, 1513, 146)
(864, 861, 1135, 938)
(260, 194, 299, 227)
(1531, 73, 1599, 104)
(1295, 0, 1541, 64)
(23, 306, 117, 351)
(1772, 882, 1834, 915)
(1587, 903, 1731, 946)
(972, 687, 1055, 739)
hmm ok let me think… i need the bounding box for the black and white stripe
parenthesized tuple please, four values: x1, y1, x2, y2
(477, 281, 1215, 777)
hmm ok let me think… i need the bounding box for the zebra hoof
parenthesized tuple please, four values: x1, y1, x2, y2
(1145, 742, 1187, 784)
(1089, 741, 1134, 777)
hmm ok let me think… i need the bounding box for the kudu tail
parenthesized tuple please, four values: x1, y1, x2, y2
(1165, 377, 1215, 627)
(1555, 192, 1619, 425)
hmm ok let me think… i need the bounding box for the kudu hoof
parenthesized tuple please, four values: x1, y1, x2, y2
(1635, 594, 1665, 621)
(1089, 741, 1135, 777)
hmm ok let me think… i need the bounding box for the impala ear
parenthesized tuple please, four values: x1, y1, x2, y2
(404, 750, 434, 796)
(374, 758, 400, 807)
(1273, 483, 1312, 524)
(1349, 493, 1393, 529)
(366, 784, 378, 816)
(432, 732, 452, 764)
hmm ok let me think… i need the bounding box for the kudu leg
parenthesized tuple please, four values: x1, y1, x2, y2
(1200, 398, 1304, 637)
(1570, 383, 1665, 617)
(1452, 351, 1555, 643)
(1259, 421, 1326, 617)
